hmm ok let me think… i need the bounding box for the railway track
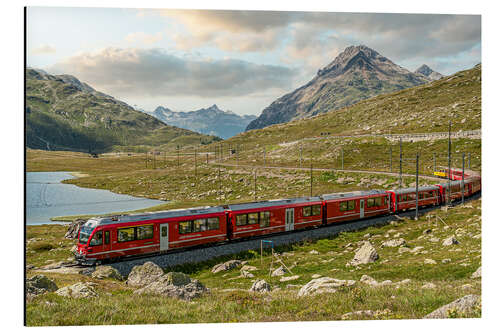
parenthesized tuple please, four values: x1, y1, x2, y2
(102, 193, 480, 277)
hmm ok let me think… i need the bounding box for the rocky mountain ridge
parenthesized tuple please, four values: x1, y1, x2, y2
(246, 45, 431, 131)
(415, 64, 444, 81)
(147, 104, 256, 139)
(26, 68, 218, 152)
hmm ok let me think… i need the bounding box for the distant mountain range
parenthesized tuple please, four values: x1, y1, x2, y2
(26, 68, 219, 152)
(145, 105, 257, 139)
(414, 64, 444, 81)
(246, 45, 437, 131)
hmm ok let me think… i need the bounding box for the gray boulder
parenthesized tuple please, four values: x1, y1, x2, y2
(126, 261, 164, 287)
(211, 260, 243, 274)
(424, 295, 480, 319)
(134, 272, 207, 301)
(26, 274, 58, 298)
(298, 277, 355, 297)
(56, 282, 98, 298)
(280, 275, 300, 282)
(382, 238, 406, 247)
(249, 279, 271, 293)
(271, 266, 287, 277)
(65, 219, 87, 239)
(91, 265, 123, 281)
(350, 242, 379, 266)
(471, 266, 481, 279)
(442, 236, 459, 246)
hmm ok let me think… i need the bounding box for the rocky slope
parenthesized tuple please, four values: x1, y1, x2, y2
(225, 64, 481, 153)
(415, 64, 444, 81)
(147, 104, 256, 139)
(246, 45, 431, 131)
(26, 69, 219, 152)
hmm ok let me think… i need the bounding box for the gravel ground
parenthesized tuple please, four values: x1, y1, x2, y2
(108, 194, 480, 276)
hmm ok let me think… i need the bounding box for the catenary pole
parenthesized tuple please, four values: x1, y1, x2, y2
(415, 153, 419, 220)
(462, 152, 465, 204)
(399, 137, 403, 189)
(448, 121, 452, 205)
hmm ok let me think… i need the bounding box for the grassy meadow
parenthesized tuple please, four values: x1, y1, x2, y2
(26, 198, 481, 325)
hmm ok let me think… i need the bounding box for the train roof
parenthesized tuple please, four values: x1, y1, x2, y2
(392, 185, 440, 194)
(227, 196, 322, 211)
(321, 190, 387, 201)
(87, 205, 225, 226)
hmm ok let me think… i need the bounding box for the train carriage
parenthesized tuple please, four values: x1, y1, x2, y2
(227, 197, 323, 240)
(388, 185, 440, 213)
(322, 190, 390, 224)
(76, 206, 228, 262)
(439, 176, 481, 203)
(74, 166, 481, 264)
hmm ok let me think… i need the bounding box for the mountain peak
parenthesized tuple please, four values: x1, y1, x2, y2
(246, 45, 431, 131)
(415, 64, 433, 76)
(415, 64, 444, 80)
(317, 45, 396, 77)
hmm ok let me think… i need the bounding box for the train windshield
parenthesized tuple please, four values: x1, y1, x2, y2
(79, 225, 95, 245)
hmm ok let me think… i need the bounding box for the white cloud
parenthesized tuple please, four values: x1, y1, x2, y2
(47, 47, 298, 98)
(125, 32, 163, 45)
(31, 44, 56, 55)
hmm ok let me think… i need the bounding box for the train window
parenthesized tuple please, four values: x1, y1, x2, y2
(137, 225, 154, 240)
(118, 228, 135, 242)
(374, 197, 382, 206)
(348, 200, 356, 210)
(179, 221, 193, 234)
(162, 226, 168, 237)
(207, 217, 220, 230)
(104, 231, 110, 244)
(339, 201, 348, 211)
(248, 213, 259, 225)
(259, 211, 270, 227)
(90, 231, 103, 246)
(312, 205, 321, 216)
(236, 214, 247, 226)
(193, 219, 207, 232)
(419, 193, 424, 199)
(367, 198, 374, 208)
(303, 206, 312, 217)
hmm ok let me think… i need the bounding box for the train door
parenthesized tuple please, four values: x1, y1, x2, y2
(285, 208, 294, 231)
(360, 199, 365, 218)
(160, 223, 169, 251)
(102, 229, 111, 255)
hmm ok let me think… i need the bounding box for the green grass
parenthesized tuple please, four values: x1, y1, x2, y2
(26, 198, 481, 325)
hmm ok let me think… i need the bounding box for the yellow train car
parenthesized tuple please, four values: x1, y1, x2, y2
(434, 171, 447, 178)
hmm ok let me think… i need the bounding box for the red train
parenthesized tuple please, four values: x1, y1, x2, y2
(75, 171, 481, 264)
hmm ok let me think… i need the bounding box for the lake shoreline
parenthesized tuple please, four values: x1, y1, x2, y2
(27, 171, 165, 225)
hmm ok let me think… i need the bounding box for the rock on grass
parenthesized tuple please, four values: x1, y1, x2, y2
(26, 275, 58, 298)
(424, 295, 480, 319)
(249, 279, 271, 293)
(349, 241, 378, 266)
(134, 272, 207, 301)
(126, 261, 164, 287)
(471, 266, 481, 279)
(211, 260, 244, 274)
(442, 236, 459, 246)
(56, 282, 98, 299)
(298, 277, 355, 297)
(91, 265, 123, 281)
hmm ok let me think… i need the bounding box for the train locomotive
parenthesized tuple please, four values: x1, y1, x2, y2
(75, 170, 481, 264)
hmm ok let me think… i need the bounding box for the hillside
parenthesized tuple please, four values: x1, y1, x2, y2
(25, 69, 220, 152)
(147, 104, 256, 139)
(229, 64, 481, 149)
(246, 45, 431, 130)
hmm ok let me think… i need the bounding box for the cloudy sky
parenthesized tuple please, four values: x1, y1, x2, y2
(27, 7, 481, 115)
